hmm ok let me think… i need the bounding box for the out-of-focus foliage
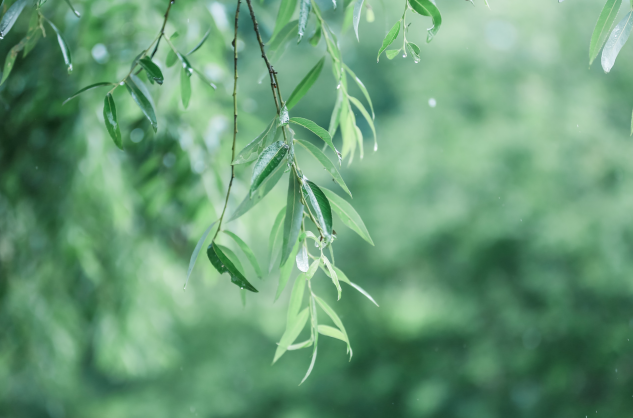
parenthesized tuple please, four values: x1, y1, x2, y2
(2, 0, 633, 416)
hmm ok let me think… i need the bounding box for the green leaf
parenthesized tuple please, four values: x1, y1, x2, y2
(229, 165, 285, 221)
(306, 258, 320, 280)
(166, 31, 179, 67)
(385, 49, 401, 60)
(353, 0, 365, 40)
(299, 295, 318, 385)
(23, 12, 42, 58)
(187, 28, 210, 55)
(233, 117, 278, 165)
(314, 294, 351, 358)
(223, 231, 264, 278)
(207, 242, 258, 292)
(0, 0, 27, 38)
(321, 187, 374, 245)
(296, 243, 309, 272)
(180, 67, 191, 108)
(43, 17, 73, 73)
(63, 0, 81, 17)
(215, 244, 245, 274)
(287, 273, 307, 324)
(139, 56, 164, 85)
(286, 57, 325, 110)
(310, 24, 322, 46)
(103, 93, 122, 150)
(269, 206, 286, 271)
(290, 117, 340, 164)
(298, 0, 311, 41)
(272, 0, 298, 41)
(302, 180, 333, 237)
(343, 64, 375, 119)
(273, 307, 309, 364)
(268, 20, 298, 53)
(589, 0, 622, 65)
(377, 20, 400, 62)
(348, 96, 377, 152)
(288, 339, 313, 350)
(185, 221, 218, 290)
(125, 75, 157, 133)
(328, 89, 344, 138)
(328, 265, 379, 306)
(0, 39, 24, 86)
(63, 82, 114, 105)
(602, 10, 633, 72)
(276, 235, 302, 300)
(318, 325, 347, 342)
(322, 255, 341, 300)
(295, 138, 352, 198)
(250, 141, 289, 197)
(408, 0, 442, 43)
(193, 67, 217, 90)
(406, 41, 421, 63)
(282, 174, 304, 266)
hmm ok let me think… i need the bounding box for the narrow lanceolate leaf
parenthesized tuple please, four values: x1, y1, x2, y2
(187, 28, 211, 55)
(229, 166, 284, 221)
(318, 325, 347, 342)
(330, 265, 379, 306)
(589, 0, 622, 65)
(287, 273, 307, 324)
(269, 20, 298, 53)
(408, 0, 442, 43)
(348, 96, 377, 151)
(343, 64, 374, 119)
(1, 39, 25, 86)
(64, 0, 81, 17)
(353, 0, 365, 41)
(216, 244, 245, 274)
(321, 187, 374, 245)
(250, 141, 289, 197)
(273, 307, 309, 364)
(295, 139, 352, 198)
(299, 296, 318, 385)
(23, 12, 42, 58)
(290, 117, 340, 164)
(0, 0, 27, 39)
(139, 56, 164, 85)
(103, 94, 122, 150)
(166, 31, 180, 67)
(125, 75, 157, 132)
(224, 231, 264, 278)
(282, 174, 304, 265)
(386, 49, 401, 60)
(286, 57, 325, 110)
(185, 221, 218, 289)
(602, 11, 633, 73)
(207, 242, 258, 292)
(406, 41, 421, 63)
(181, 67, 191, 108)
(44, 18, 73, 73)
(298, 0, 311, 42)
(233, 117, 278, 165)
(63, 82, 114, 105)
(269, 206, 286, 271)
(288, 339, 313, 350)
(276, 236, 301, 300)
(310, 25, 322, 46)
(302, 179, 333, 237)
(272, 0, 298, 41)
(377, 20, 400, 62)
(329, 89, 344, 138)
(314, 294, 352, 358)
(322, 255, 342, 300)
(296, 244, 309, 272)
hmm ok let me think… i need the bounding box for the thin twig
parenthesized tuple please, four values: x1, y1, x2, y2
(150, 0, 176, 59)
(212, 0, 242, 242)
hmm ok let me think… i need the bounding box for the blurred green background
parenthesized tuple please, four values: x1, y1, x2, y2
(2, 0, 633, 416)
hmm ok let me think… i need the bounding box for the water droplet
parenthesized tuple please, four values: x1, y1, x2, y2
(67, 64, 73, 74)
(240, 287, 243, 289)
(0, 34, 4, 40)
(120, 81, 124, 86)
(374, 143, 378, 151)
(428, 98, 437, 108)
(336, 84, 341, 90)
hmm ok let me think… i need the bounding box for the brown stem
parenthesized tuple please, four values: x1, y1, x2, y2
(212, 0, 241, 242)
(150, 0, 176, 59)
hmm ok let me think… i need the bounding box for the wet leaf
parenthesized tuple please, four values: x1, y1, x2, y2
(273, 307, 309, 363)
(63, 82, 113, 105)
(216, 244, 245, 274)
(185, 221, 218, 289)
(321, 187, 374, 245)
(295, 138, 351, 197)
(139, 56, 164, 85)
(186, 28, 210, 55)
(0, 0, 27, 39)
(229, 165, 284, 221)
(589, 0, 622, 65)
(353, 0, 365, 41)
(282, 174, 304, 266)
(23, 12, 42, 58)
(602, 10, 633, 73)
(377, 20, 400, 62)
(224, 231, 264, 278)
(406, 41, 421, 63)
(43, 18, 72, 73)
(103, 93, 122, 150)
(290, 117, 340, 164)
(298, 0, 311, 41)
(250, 141, 289, 197)
(408, 0, 442, 43)
(180, 66, 191, 108)
(125, 75, 157, 132)
(233, 117, 278, 165)
(296, 243, 309, 272)
(207, 242, 258, 292)
(302, 180, 333, 237)
(286, 57, 325, 110)
(64, 0, 81, 17)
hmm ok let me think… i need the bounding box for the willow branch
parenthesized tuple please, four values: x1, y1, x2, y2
(150, 0, 176, 59)
(212, 0, 241, 241)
